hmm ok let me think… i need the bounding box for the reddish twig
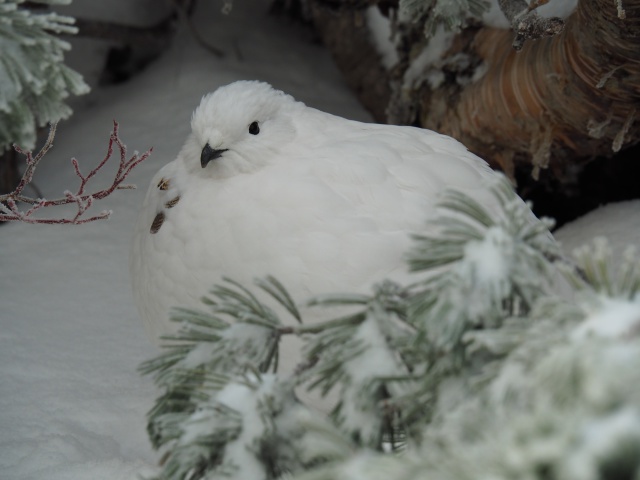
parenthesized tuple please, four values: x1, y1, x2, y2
(0, 121, 152, 224)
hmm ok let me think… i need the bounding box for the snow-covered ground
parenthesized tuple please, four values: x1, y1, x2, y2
(0, 1, 637, 479)
(0, 2, 368, 479)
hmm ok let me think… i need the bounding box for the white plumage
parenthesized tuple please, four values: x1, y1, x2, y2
(130, 80, 498, 343)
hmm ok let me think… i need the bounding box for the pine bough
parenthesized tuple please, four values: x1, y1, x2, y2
(141, 174, 640, 480)
(398, 0, 490, 37)
(0, 0, 89, 152)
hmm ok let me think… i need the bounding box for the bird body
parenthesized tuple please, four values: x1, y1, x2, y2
(130, 81, 497, 343)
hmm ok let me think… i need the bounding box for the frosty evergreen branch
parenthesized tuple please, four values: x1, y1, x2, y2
(139, 174, 640, 480)
(399, 0, 490, 37)
(0, 121, 151, 224)
(0, 0, 90, 151)
(397, 0, 564, 48)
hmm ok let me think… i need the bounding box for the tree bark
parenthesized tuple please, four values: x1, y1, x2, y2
(432, 0, 640, 179)
(308, 1, 391, 122)
(308, 0, 640, 184)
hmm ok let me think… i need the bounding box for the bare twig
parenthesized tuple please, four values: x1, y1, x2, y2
(172, 0, 225, 58)
(498, 0, 564, 50)
(0, 122, 151, 224)
(72, 17, 176, 49)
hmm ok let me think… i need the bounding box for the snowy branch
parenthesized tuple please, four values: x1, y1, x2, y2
(139, 172, 640, 480)
(0, 121, 151, 224)
(498, 0, 564, 50)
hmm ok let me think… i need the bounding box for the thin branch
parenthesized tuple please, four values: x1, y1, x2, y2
(72, 16, 176, 49)
(10, 122, 58, 199)
(0, 122, 151, 224)
(171, 0, 225, 58)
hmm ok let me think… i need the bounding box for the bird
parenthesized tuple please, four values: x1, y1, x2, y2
(130, 80, 500, 347)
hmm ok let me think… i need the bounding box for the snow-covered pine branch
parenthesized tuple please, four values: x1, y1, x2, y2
(302, 281, 421, 449)
(398, 0, 490, 37)
(290, 241, 640, 480)
(0, 121, 151, 223)
(496, 0, 564, 50)
(140, 174, 640, 480)
(140, 276, 355, 479)
(0, 0, 90, 152)
(407, 175, 558, 357)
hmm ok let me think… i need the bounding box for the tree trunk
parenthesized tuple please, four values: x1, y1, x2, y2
(308, 0, 640, 185)
(308, 2, 391, 122)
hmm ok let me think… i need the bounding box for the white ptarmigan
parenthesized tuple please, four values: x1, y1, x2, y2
(130, 80, 499, 344)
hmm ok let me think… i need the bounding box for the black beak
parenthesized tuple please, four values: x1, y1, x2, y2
(201, 143, 228, 168)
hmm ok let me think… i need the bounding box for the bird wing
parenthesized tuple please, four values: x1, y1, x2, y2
(293, 113, 498, 231)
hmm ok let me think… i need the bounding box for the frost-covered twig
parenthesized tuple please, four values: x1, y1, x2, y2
(498, 0, 564, 50)
(0, 121, 151, 224)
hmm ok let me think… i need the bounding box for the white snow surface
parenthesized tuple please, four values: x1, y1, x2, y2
(0, 1, 369, 479)
(555, 200, 640, 261)
(1, 1, 638, 479)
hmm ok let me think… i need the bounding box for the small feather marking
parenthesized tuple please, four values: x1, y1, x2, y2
(165, 196, 180, 209)
(157, 178, 170, 190)
(150, 212, 165, 234)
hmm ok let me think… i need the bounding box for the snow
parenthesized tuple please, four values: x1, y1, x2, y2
(340, 308, 407, 441)
(481, 0, 579, 29)
(182, 340, 219, 369)
(0, 1, 368, 479)
(554, 200, 640, 262)
(564, 407, 640, 479)
(1, 0, 639, 478)
(402, 25, 455, 89)
(461, 226, 512, 300)
(210, 377, 272, 480)
(572, 297, 640, 341)
(365, 6, 399, 70)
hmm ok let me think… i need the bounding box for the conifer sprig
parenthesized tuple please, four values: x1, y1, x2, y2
(0, 0, 89, 151)
(140, 173, 640, 480)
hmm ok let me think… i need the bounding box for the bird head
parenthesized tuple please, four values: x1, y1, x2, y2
(180, 81, 301, 178)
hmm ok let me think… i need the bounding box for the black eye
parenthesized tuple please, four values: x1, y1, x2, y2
(249, 121, 260, 135)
